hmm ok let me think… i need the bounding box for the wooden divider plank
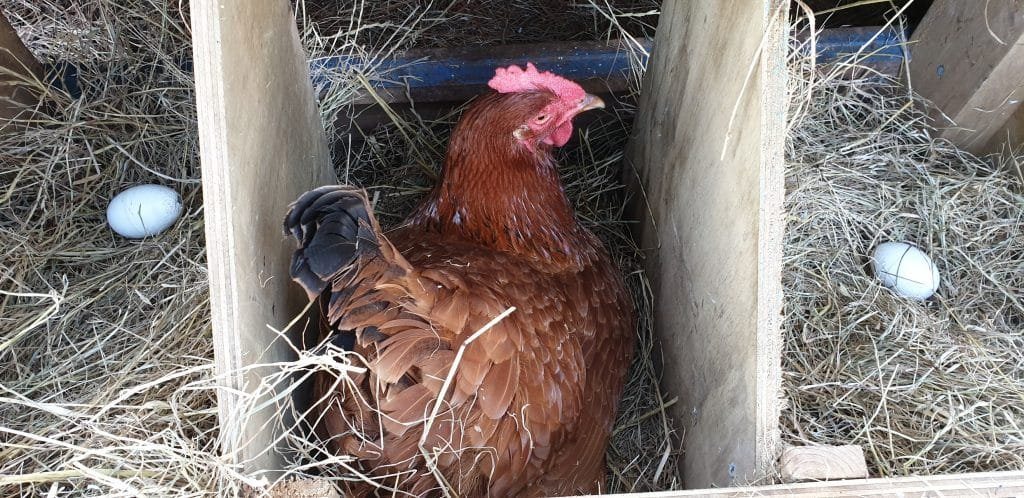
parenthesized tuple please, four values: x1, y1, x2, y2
(191, 0, 335, 474)
(626, 0, 788, 489)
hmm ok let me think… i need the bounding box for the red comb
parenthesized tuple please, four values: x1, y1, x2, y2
(488, 62, 585, 101)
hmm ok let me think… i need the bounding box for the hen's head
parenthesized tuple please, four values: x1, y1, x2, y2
(488, 62, 604, 150)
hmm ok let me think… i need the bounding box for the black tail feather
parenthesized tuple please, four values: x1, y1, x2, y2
(283, 186, 379, 299)
(327, 330, 356, 351)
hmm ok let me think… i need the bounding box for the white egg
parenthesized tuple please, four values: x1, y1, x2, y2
(871, 241, 940, 300)
(106, 184, 183, 239)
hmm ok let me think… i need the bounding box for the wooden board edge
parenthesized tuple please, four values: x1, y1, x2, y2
(190, 0, 244, 450)
(981, 100, 1024, 163)
(596, 470, 1024, 497)
(755, 0, 789, 480)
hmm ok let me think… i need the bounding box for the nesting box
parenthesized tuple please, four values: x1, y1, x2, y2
(191, 0, 1024, 495)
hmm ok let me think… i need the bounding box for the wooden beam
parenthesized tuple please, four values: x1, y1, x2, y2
(602, 470, 1024, 497)
(0, 8, 43, 130)
(909, 0, 1024, 153)
(626, 0, 788, 489)
(191, 0, 334, 474)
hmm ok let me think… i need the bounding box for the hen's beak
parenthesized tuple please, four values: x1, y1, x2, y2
(580, 93, 605, 112)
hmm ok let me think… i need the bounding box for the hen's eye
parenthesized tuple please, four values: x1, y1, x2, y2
(534, 114, 549, 123)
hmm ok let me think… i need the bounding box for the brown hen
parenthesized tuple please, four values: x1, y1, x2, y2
(284, 63, 634, 497)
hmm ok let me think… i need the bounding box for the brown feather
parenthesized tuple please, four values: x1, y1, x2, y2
(430, 288, 471, 333)
(418, 349, 456, 395)
(476, 356, 517, 418)
(379, 384, 433, 436)
(454, 340, 490, 393)
(371, 329, 443, 384)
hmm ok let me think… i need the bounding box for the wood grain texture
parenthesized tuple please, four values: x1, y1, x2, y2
(0, 9, 42, 129)
(626, 0, 787, 489)
(191, 0, 334, 473)
(599, 470, 1024, 497)
(983, 102, 1024, 160)
(909, 0, 1024, 153)
(779, 445, 868, 482)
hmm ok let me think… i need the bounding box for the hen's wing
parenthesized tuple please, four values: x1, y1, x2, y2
(283, 186, 588, 496)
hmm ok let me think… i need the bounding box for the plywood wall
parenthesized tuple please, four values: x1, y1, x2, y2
(192, 0, 335, 473)
(627, 0, 788, 489)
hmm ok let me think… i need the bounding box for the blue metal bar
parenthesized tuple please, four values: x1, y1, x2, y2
(806, 26, 906, 66)
(310, 38, 652, 92)
(45, 28, 906, 102)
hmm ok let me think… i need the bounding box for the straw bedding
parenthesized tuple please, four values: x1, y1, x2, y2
(782, 37, 1024, 476)
(0, 0, 224, 495)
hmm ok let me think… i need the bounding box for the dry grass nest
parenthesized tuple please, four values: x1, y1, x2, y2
(782, 28, 1024, 476)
